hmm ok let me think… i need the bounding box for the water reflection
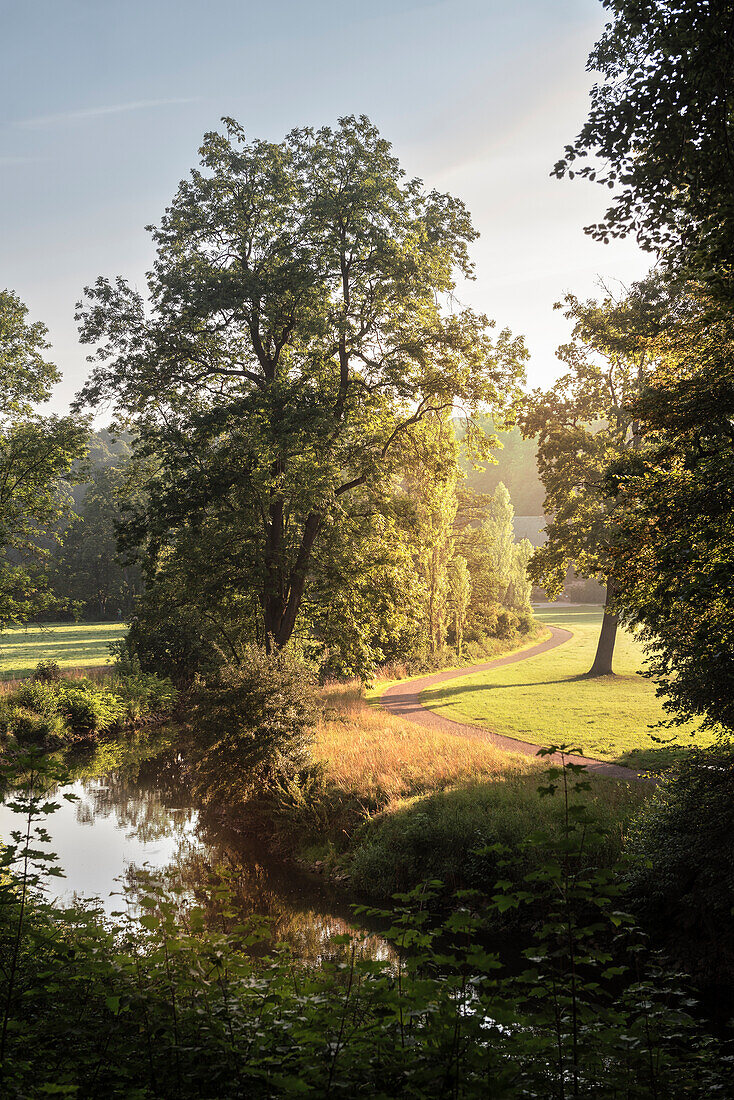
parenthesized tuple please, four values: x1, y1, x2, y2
(0, 733, 390, 963)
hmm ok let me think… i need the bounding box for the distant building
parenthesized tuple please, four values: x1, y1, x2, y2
(512, 516, 547, 548)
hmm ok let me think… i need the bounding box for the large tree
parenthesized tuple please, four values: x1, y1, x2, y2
(609, 284, 734, 731)
(0, 290, 88, 625)
(76, 116, 526, 652)
(554, 0, 734, 302)
(522, 276, 667, 674)
(556, 0, 734, 723)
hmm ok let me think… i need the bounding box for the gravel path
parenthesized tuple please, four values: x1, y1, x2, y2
(379, 626, 650, 782)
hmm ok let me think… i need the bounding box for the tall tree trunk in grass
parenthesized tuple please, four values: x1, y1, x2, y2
(588, 576, 618, 676)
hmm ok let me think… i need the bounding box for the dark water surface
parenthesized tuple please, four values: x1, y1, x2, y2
(0, 730, 390, 962)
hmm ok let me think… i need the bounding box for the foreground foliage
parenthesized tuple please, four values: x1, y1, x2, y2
(0, 749, 730, 1098)
(626, 744, 734, 988)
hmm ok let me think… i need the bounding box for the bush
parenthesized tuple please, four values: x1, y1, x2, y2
(1, 705, 67, 745)
(14, 680, 64, 719)
(108, 670, 179, 722)
(191, 647, 318, 809)
(33, 659, 62, 682)
(56, 684, 126, 735)
(126, 598, 227, 681)
(515, 610, 534, 634)
(625, 743, 734, 984)
(0, 670, 177, 746)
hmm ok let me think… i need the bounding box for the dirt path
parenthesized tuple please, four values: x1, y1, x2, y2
(379, 626, 650, 782)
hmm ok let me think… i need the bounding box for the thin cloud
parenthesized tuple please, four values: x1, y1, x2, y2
(15, 97, 200, 129)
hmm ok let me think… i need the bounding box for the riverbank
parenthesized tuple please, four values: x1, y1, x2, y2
(2, 636, 731, 1097)
(3, 706, 726, 1099)
(262, 681, 649, 900)
(0, 619, 654, 910)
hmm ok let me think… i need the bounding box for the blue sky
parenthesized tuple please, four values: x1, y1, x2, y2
(2, 0, 650, 413)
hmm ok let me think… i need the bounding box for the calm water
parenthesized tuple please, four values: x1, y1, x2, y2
(0, 731, 390, 962)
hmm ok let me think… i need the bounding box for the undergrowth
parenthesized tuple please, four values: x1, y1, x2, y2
(0, 746, 728, 1098)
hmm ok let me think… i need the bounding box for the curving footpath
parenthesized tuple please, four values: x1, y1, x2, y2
(379, 625, 649, 782)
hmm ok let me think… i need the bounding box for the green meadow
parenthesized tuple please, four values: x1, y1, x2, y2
(421, 607, 717, 770)
(0, 621, 127, 680)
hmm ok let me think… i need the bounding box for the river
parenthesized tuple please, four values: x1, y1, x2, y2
(0, 728, 391, 962)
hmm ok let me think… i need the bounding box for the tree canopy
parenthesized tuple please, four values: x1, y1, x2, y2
(76, 116, 526, 652)
(554, 0, 734, 301)
(555, 0, 734, 721)
(0, 290, 88, 625)
(608, 282, 734, 731)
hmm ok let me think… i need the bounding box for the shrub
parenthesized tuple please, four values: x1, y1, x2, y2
(495, 609, 515, 638)
(56, 684, 126, 735)
(191, 647, 318, 809)
(625, 743, 734, 984)
(32, 659, 62, 682)
(515, 610, 534, 634)
(14, 680, 63, 719)
(0, 671, 177, 746)
(3, 705, 67, 745)
(107, 671, 179, 722)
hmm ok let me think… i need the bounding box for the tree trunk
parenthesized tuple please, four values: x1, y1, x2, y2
(263, 495, 285, 652)
(263, 506, 322, 651)
(588, 576, 618, 676)
(274, 512, 321, 648)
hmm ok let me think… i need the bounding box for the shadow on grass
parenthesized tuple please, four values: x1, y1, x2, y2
(617, 743, 700, 772)
(422, 673, 592, 702)
(348, 770, 649, 901)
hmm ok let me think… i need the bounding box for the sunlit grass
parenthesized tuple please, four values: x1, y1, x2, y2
(420, 607, 715, 770)
(0, 621, 127, 680)
(311, 681, 648, 896)
(315, 682, 536, 807)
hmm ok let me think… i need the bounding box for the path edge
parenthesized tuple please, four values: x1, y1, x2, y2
(378, 625, 652, 783)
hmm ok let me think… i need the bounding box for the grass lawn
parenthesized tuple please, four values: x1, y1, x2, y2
(0, 621, 128, 680)
(303, 682, 648, 899)
(420, 606, 715, 771)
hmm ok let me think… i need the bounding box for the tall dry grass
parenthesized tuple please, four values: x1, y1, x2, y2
(313, 683, 538, 809)
(285, 684, 648, 893)
(0, 666, 109, 693)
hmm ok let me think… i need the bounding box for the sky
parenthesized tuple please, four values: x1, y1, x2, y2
(1, 0, 652, 415)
